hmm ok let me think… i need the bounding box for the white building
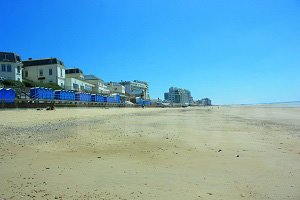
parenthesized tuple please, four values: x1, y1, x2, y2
(164, 87, 193, 104)
(65, 68, 95, 92)
(65, 77, 94, 92)
(84, 75, 110, 94)
(120, 80, 150, 99)
(107, 82, 125, 95)
(22, 58, 66, 88)
(0, 52, 23, 82)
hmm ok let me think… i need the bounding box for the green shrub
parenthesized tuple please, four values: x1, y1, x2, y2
(39, 83, 62, 90)
(1, 79, 25, 88)
(22, 79, 36, 87)
(22, 79, 62, 90)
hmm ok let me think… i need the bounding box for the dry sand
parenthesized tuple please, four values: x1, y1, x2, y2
(0, 106, 299, 200)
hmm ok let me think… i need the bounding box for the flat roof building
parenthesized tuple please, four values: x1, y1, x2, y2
(120, 80, 150, 99)
(164, 87, 193, 105)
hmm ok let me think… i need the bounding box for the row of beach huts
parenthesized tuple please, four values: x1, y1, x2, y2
(0, 87, 153, 106)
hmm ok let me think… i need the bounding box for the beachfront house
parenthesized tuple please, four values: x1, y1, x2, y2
(0, 52, 23, 82)
(22, 58, 66, 88)
(84, 75, 110, 95)
(65, 68, 94, 92)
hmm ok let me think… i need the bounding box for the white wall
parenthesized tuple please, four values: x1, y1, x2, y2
(23, 64, 65, 88)
(108, 85, 125, 94)
(65, 77, 95, 92)
(0, 62, 22, 81)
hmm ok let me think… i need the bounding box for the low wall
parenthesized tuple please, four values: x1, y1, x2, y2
(0, 99, 131, 109)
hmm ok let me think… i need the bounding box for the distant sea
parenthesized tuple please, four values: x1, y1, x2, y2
(226, 101, 300, 108)
(258, 101, 300, 108)
(247, 101, 300, 108)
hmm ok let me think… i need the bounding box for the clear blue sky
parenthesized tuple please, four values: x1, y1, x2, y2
(1, 0, 299, 104)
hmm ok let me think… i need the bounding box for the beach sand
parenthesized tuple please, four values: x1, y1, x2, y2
(0, 106, 299, 199)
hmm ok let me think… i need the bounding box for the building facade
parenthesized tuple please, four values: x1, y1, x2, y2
(84, 75, 110, 94)
(197, 98, 212, 106)
(22, 58, 65, 88)
(107, 82, 125, 95)
(65, 68, 94, 92)
(164, 87, 193, 104)
(120, 80, 150, 99)
(65, 77, 94, 92)
(0, 52, 23, 82)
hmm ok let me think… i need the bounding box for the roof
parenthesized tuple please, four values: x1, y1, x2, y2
(0, 52, 21, 63)
(106, 82, 122, 86)
(84, 75, 103, 82)
(65, 68, 83, 74)
(23, 58, 64, 67)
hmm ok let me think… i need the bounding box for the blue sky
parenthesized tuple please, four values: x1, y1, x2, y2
(1, 0, 299, 104)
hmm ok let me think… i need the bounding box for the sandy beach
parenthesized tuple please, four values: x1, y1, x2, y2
(0, 106, 299, 200)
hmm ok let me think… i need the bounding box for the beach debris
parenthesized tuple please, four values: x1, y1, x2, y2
(218, 149, 222, 152)
(235, 154, 240, 157)
(97, 156, 101, 158)
(207, 192, 212, 195)
(45, 167, 50, 169)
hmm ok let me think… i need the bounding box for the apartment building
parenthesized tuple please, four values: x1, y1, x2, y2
(164, 87, 193, 104)
(120, 80, 150, 99)
(0, 52, 23, 82)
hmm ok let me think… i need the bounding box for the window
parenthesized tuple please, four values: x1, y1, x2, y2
(25, 71, 28, 77)
(1, 64, 6, 72)
(73, 83, 79, 89)
(7, 64, 12, 72)
(17, 66, 20, 73)
(16, 56, 21, 62)
(61, 68, 63, 77)
(17, 78, 20, 81)
(39, 69, 43, 76)
(49, 68, 53, 75)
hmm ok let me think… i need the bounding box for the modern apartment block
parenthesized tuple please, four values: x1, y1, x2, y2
(120, 80, 150, 99)
(84, 75, 110, 94)
(164, 87, 193, 104)
(0, 52, 23, 82)
(197, 98, 212, 106)
(22, 58, 66, 88)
